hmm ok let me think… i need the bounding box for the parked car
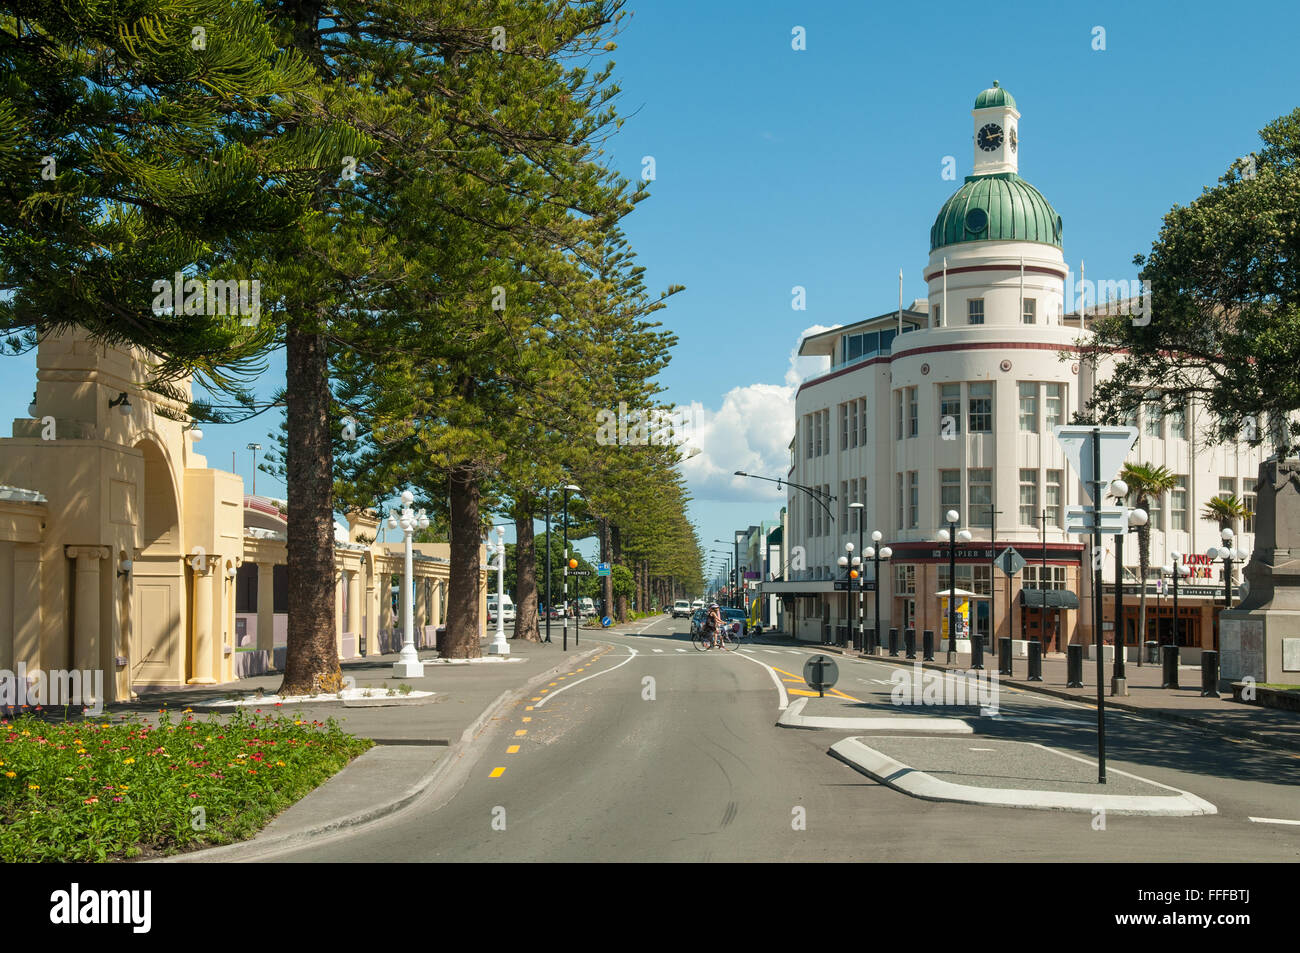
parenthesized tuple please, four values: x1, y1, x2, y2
(577, 597, 596, 617)
(671, 600, 692, 619)
(720, 606, 748, 635)
(689, 608, 706, 636)
(691, 599, 704, 612)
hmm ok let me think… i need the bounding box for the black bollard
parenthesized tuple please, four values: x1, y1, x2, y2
(904, 627, 916, 660)
(1066, 644, 1084, 688)
(971, 634, 984, 670)
(1201, 650, 1220, 697)
(922, 629, 935, 662)
(888, 627, 899, 657)
(999, 637, 1012, 677)
(1161, 644, 1180, 689)
(1027, 640, 1043, 681)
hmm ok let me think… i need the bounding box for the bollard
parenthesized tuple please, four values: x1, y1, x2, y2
(999, 637, 1012, 676)
(1201, 650, 1219, 697)
(904, 627, 916, 659)
(971, 634, 984, 670)
(1161, 644, 1180, 689)
(888, 627, 899, 657)
(1066, 644, 1084, 688)
(1027, 640, 1043, 681)
(922, 629, 935, 662)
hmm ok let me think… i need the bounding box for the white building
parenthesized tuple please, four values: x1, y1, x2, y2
(770, 83, 1264, 659)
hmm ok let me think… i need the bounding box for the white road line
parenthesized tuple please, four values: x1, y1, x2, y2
(731, 649, 790, 711)
(675, 648, 687, 653)
(1249, 816, 1300, 826)
(652, 649, 664, 653)
(764, 650, 780, 655)
(532, 647, 638, 709)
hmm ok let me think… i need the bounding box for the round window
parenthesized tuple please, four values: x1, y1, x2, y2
(965, 208, 988, 233)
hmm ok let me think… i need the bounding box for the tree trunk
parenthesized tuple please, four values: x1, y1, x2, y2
(513, 504, 540, 641)
(279, 328, 340, 695)
(445, 463, 483, 657)
(612, 523, 627, 621)
(600, 517, 613, 619)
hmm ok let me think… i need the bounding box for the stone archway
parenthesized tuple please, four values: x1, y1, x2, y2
(128, 437, 185, 694)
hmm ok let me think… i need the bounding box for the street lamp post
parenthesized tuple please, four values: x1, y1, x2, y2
(387, 490, 428, 678)
(544, 491, 552, 643)
(837, 551, 851, 647)
(1208, 528, 1249, 610)
(849, 502, 865, 652)
(246, 443, 261, 496)
(487, 527, 510, 656)
(562, 484, 580, 650)
(862, 531, 891, 655)
(1167, 552, 1191, 649)
(1108, 480, 1147, 696)
(938, 509, 972, 664)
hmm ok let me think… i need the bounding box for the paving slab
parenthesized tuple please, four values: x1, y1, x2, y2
(831, 735, 1217, 816)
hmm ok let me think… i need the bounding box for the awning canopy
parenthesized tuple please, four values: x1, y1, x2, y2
(1019, 588, 1081, 609)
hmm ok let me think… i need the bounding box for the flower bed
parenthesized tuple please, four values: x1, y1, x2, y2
(0, 707, 372, 861)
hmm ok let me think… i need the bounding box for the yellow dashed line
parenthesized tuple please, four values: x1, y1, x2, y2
(489, 767, 505, 778)
(507, 745, 520, 754)
(549, 682, 557, 686)
(530, 697, 541, 702)
(522, 716, 532, 723)
(515, 729, 527, 736)
(525, 705, 534, 711)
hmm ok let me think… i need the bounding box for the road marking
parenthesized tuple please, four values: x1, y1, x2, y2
(489, 767, 505, 778)
(522, 716, 531, 722)
(515, 729, 527, 736)
(1249, 816, 1300, 826)
(529, 697, 541, 702)
(653, 649, 664, 653)
(676, 648, 687, 653)
(532, 647, 640, 708)
(731, 649, 790, 711)
(548, 682, 557, 686)
(525, 705, 534, 711)
(969, 747, 995, 752)
(507, 745, 520, 754)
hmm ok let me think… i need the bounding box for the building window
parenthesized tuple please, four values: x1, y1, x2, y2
(807, 501, 814, 538)
(1024, 565, 1066, 590)
(1244, 493, 1256, 534)
(968, 382, 992, 433)
(849, 400, 859, 449)
(896, 391, 904, 440)
(969, 468, 993, 527)
(968, 298, 985, 325)
(940, 469, 961, 515)
(1148, 494, 1163, 532)
(1046, 469, 1064, 528)
(1143, 393, 1163, 438)
(814, 413, 822, 456)
(1218, 478, 1236, 499)
(896, 473, 904, 531)
(859, 478, 868, 519)
(840, 481, 848, 525)
(822, 410, 830, 455)
(1019, 468, 1039, 526)
(1018, 382, 1038, 432)
(805, 415, 813, 459)
(907, 387, 918, 437)
(858, 398, 868, 446)
(1023, 298, 1036, 324)
(939, 384, 962, 435)
(1045, 383, 1064, 430)
(934, 304, 941, 326)
(972, 565, 992, 596)
(908, 472, 919, 528)
(895, 564, 916, 595)
(1171, 475, 1188, 531)
(1168, 400, 1186, 440)
(840, 403, 849, 451)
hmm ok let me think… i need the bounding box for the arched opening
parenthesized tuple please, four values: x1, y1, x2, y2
(130, 439, 184, 688)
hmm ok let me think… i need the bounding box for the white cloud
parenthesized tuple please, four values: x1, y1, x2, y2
(679, 324, 836, 502)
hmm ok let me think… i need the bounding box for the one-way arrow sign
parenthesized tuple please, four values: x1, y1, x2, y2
(1053, 425, 1138, 501)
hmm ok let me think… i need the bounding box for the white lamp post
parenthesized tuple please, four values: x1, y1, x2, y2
(488, 526, 510, 656)
(387, 490, 428, 677)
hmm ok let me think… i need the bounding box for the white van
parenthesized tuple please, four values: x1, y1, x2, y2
(487, 594, 515, 624)
(577, 597, 596, 617)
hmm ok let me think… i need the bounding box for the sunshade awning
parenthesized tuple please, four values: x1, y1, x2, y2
(1019, 589, 1081, 609)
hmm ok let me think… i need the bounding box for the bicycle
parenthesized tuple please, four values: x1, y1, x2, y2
(692, 623, 734, 652)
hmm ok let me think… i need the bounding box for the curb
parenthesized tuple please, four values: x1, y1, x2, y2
(830, 737, 1219, 816)
(861, 655, 1300, 755)
(156, 644, 602, 862)
(777, 696, 975, 733)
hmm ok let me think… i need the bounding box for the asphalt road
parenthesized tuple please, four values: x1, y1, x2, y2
(268, 613, 1300, 862)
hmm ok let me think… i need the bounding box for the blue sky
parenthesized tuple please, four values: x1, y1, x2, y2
(4, 0, 1296, 576)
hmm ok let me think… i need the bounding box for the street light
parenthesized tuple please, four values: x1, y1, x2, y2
(487, 527, 510, 656)
(1107, 480, 1147, 695)
(938, 509, 972, 664)
(246, 443, 262, 496)
(1207, 528, 1249, 611)
(562, 484, 580, 650)
(1164, 552, 1192, 650)
(862, 530, 891, 655)
(387, 490, 428, 678)
(849, 502, 865, 651)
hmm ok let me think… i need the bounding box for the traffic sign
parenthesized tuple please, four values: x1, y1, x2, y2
(995, 547, 1026, 577)
(1065, 505, 1128, 535)
(566, 569, 593, 576)
(1053, 425, 1138, 501)
(802, 655, 839, 696)
(596, 562, 611, 577)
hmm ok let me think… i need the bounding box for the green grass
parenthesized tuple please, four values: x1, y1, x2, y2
(0, 707, 372, 861)
(1257, 683, 1300, 695)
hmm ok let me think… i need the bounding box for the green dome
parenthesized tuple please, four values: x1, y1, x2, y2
(930, 173, 1062, 251)
(974, 82, 1016, 110)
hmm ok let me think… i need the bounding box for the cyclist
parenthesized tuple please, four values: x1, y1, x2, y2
(704, 602, 725, 649)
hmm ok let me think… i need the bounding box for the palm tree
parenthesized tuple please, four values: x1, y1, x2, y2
(1202, 493, 1253, 533)
(1119, 463, 1179, 662)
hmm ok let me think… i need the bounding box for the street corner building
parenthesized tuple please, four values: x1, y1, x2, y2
(0, 330, 487, 706)
(769, 83, 1270, 667)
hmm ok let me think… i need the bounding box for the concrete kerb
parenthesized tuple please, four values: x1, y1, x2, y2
(830, 737, 1219, 816)
(777, 696, 976, 733)
(862, 654, 1300, 756)
(155, 643, 603, 863)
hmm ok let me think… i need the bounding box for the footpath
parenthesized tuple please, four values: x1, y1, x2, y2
(113, 620, 640, 861)
(805, 637, 1300, 754)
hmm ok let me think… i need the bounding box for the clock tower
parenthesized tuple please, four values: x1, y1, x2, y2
(971, 81, 1019, 176)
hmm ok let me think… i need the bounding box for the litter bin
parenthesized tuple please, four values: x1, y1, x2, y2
(435, 624, 447, 657)
(1144, 640, 1159, 665)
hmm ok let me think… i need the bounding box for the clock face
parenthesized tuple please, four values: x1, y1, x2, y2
(977, 123, 1003, 152)
(1009, 127, 1017, 152)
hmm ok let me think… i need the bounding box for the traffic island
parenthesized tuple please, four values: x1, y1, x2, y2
(830, 736, 1217, 816)
(778, 696, 976, 733)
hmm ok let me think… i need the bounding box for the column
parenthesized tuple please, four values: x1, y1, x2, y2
(362, 561, 376, 657)
(67, 546, 109, 679)
(430, 579, 442, 632)
(256, 562, 275, 654)
(12, 544, 41, 670)
(376, 565, 392, 654)
(346, 567, 362, 657)
(188, 556, 216, 684)
(334, 570, 344, 658)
